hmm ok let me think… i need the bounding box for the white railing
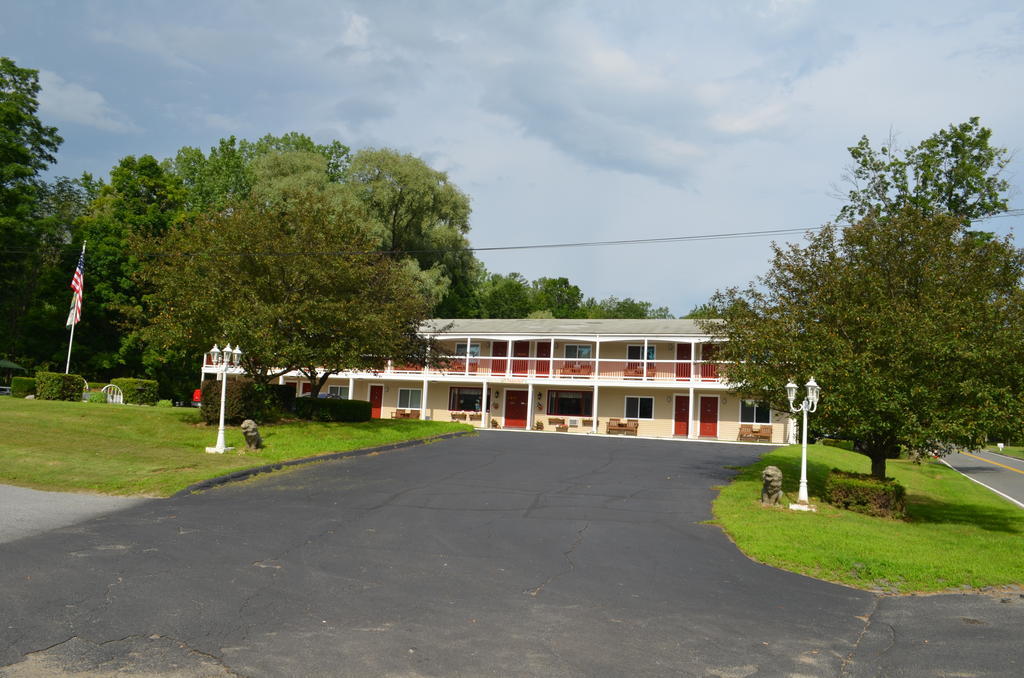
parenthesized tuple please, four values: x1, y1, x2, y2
(387, 357, 724, 383)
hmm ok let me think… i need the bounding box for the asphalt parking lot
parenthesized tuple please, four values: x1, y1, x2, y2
(1, 432, 1021, 677)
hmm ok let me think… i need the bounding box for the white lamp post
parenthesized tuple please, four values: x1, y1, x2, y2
(206, 343, 242, 453)
(786, 377, 820, 511)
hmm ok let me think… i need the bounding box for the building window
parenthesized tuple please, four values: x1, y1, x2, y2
(547, 390, 593, 416)
(455, 342, 481, 356)
(398, 388, 422, 409)
(327, 385, 349, 399)
(564, 344, 592, 359)
(625, 396, 654, 419)
(449, 387, 482, 411)
(627, 344, 656, 360)
(741, 400, 771, 424)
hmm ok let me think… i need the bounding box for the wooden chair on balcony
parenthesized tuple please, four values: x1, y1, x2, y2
(559, 362, 593, 377)
(623, 363, 657, 379)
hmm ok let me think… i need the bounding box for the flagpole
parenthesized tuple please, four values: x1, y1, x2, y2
(64, 241, 86, 374)
(65, 319, 76, 374)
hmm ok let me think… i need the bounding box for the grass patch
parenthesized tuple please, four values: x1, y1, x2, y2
(713, 443, 1024, 593)
(985, 445, 1024, 461)
(0, 398, 472, 497)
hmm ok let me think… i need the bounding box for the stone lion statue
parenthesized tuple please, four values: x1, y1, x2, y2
(761, 465, 783, 506)
(240, 419, 264, 451)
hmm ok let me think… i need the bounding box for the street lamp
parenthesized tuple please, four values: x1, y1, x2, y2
(205, 343, 242, 453)
(786, 377, 820, 511)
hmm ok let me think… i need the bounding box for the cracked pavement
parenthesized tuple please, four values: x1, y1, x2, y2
(2, 432, 1023, 676)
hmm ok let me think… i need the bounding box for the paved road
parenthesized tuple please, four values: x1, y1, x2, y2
(943, 450, 1024, 508)
(1, 432, 1022, 677)
(0, 484, 148, 545)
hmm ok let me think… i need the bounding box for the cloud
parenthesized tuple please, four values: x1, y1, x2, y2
(37, 70, 139, 134)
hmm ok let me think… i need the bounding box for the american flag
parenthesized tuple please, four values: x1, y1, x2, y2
(65, 247, 85, 329)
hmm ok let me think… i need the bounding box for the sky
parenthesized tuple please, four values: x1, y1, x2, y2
(4, 0, 1023, 316)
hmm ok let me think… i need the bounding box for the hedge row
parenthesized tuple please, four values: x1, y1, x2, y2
(824, 469, 906, 519)
(110, 378, 159, 405)
(293, 397, 371, 422)
(11, 376, 36, 398)
(36, 372, 85, 401)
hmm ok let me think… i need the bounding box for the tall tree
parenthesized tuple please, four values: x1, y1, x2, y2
(837, 117, 1010, 225)
(0, 57, 64, 359)
(137, 189, 434, 396)
(707, 210, 1024, 478)
(75, 155, 187, 382)
(344, 148, 476, 314)
(531, 277, 583, 318)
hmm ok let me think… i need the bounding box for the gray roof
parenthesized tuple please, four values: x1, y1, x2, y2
(423, 318, 718, 338)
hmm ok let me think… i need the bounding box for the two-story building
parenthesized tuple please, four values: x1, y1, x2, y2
(204, 319, 789, 444)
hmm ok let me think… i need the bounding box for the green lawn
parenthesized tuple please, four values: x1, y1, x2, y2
(985, 445, 1024, 461)
(0, 398, 472, 497)
(713, 443, 1024, 593)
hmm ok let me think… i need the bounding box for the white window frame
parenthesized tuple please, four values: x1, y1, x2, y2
(627, 344, 656, 360)
(624, 395, 655, 420)
(564, 344, 592, 359)
(455, 342, 481, 357)
(327, 385, 350, 399)
(398, 388, 422, 409)
(740, 399, 771, 424)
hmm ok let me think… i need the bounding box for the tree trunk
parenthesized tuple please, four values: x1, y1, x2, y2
(870, 454, 887, 479)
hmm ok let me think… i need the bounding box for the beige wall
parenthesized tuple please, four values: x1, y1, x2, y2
(287, 376, 788, 443)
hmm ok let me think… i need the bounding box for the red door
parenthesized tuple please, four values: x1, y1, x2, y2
(504, 390, 528, 428)
(492, 341, 508, 376)
(512, 341, 530, 376)
(369, 385, 383, 419)
(302, 382, 312, 395)
(676, 344, 692, 380)
(699, 396, 718, 437)
(674, 395, 689, 436)
(536, 342, 551, 377)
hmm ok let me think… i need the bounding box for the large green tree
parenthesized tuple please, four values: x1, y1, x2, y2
(137, 189, 434, 395)
(709, 120, 1021, 478)
(0, 57, 65, 360)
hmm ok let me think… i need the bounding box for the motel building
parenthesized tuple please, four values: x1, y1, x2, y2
(202, 319, 792, 444)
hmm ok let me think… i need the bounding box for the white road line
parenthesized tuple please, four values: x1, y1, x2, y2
(939, 458, 1024, 510)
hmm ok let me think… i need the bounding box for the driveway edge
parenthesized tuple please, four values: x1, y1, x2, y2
(172, 430, 473, 498)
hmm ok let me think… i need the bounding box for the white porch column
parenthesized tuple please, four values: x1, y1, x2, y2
(465, 336, 473, 376)
(421, 377, 428, 419)
(592, 384, 600, 433)
(691, 341, 697, 382)
(481, 380, 489, 428)
(348, 376, 354, 399)
(642, 338, 649, 381)
(688, 386, 697, 439)
(549, 337, 555, 375)
(527, 382, 534, 430)
(595, 337, 602, 379)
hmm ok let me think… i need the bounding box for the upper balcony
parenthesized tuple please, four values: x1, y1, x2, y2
(384, 356, 723, 384)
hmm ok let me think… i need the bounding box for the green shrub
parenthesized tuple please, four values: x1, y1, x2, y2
(156, 399, 173, 407)
(36, 372, 85, 401)
(264, 383, 297, 414)
(200, 378, 262, 425)
(294, 397, 372, 422)
(88, 392, 108, 404)
(111, 378, 159, 405)
(88, 382, 110, 393)
(824, 469, 907, 519)
(11, 376, 36, 398)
